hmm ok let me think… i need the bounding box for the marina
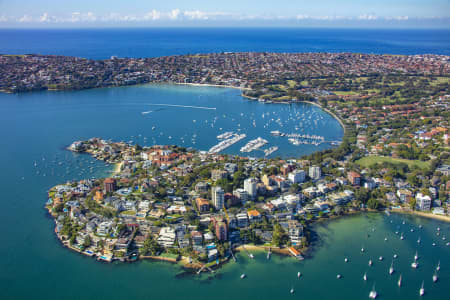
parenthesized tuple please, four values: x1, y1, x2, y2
(208, 134, 247, 154)
(240, 137, 268, 153)
(264, 146, 279, 157)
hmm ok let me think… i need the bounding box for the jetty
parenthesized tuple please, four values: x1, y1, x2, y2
(208, 134, 246, 154)
(240, 137, 268, 153)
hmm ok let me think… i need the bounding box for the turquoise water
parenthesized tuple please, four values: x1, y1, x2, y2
(0, 85, 448, 299)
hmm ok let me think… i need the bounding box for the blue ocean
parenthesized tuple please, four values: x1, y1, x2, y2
(1, 28, 449, 59)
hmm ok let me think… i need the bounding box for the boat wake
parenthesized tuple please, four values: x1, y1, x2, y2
(147, 103, 216, 110)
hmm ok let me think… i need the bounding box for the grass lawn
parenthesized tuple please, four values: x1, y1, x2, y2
(160, 253, 179, 259)
(356, 156, 430, 169)
(333, 91, 359, 96)
(287, 80, 297, 88)
(273, 95, 292, 101)
(430, 77, 450, 86)
(300, 80, 309, 86)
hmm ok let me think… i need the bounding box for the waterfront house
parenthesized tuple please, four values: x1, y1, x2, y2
(397, 189, 413, 203)
(97, 221, 112, 236)
(157, 227, 176, 248)
(191, 231, 203, 246)
(416, 193, 432, 211)
(236, 213, 249, 228)
(288, 220, 304, 246)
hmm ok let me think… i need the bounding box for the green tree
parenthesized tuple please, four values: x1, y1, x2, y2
(272, 224, 288, 247)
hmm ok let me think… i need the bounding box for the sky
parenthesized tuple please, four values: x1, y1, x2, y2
(0, 0, 449, 28)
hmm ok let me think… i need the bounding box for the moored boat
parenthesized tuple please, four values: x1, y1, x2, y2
(419, 281, 425, 296)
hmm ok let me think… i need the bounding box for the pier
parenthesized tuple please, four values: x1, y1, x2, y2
(208, 133, 246, 154)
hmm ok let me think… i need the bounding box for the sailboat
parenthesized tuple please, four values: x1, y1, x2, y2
(400, 233, 404, 240)
(363, 272, 367, 281)
(417, 237, 421, 244)
(345, 257, 349, 263)
(414, 251, 419, 261)
(436, 261, 440, 271)
(361, 246, 365, 252)
(240, 273, 246, 279)
(297, 272, 301, 278)
(290, 287, 295, 294)
(369, 259, 373, 266)
(433, 270, 438, 283)
(389, 261, 394, 275)
(397, 274, 402, 287)
(369, 283, 378, 299)
(419, 281, 425, 296)
(411, 258, 419, 269)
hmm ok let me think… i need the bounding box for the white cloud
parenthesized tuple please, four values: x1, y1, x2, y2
(385, 16, 409, 21)
(39, 12, 50, 22)
(169, 9, 180, 20)
(68, 12, 97, 22)
(143, 10, 161, 21)
(183, 10, 208, 20)
(358, 14, 378, 20)
(18, 14, 33, 23)
(3, 10, 443, 25)
(295, 14, 352, 21)
(296, 14, 310, 20)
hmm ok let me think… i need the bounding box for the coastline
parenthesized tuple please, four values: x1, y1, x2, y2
(390, 208, 450, 223)
(174, 82, 250, 91)
(113, 162, 123, 175)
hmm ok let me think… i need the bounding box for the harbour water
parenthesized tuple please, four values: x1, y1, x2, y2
(0, 83, 448, 299)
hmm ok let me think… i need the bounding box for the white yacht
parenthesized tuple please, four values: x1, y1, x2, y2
(411, 259, 419, 269)
(337, 274, 342, 279)
(433, 271, 438, 283)
(379, 256, 383, 261)
(240, 274, 246, 279)
(398, 274, 402, 287)
(419, 281, 425, 296)
(369, 259, 373, 266)
(363, 272, 367, 281)
(297, 272, 301, 278)
(345, 257, 348, 263)
(414, 251, 419, 261)
(436, 261, 440, 271)
(369, 284, 378, 299)
(389, 261, 394, 275)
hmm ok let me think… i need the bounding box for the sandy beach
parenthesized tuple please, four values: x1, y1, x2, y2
(391, 208, 450, 223)
(113, 162, 123, 175)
